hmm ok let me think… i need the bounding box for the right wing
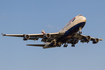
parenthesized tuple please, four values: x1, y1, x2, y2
(1, 32, 64, 38)
(1, 33, 44, 38)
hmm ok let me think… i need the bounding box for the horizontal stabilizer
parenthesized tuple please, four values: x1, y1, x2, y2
(27, 44, 45, 47)
(27, 43, 56, 49)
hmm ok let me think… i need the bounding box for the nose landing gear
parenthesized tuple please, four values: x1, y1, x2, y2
(79, 27, 82, 34)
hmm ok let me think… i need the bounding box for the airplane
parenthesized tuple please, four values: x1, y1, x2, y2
(2, 14, 103, 49)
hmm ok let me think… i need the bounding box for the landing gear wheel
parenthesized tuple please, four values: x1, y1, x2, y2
(71, 44, 75, 47)
(58, 45, 61, 47)
(79, 31, 82, 34)
(63, 44, 68, 47)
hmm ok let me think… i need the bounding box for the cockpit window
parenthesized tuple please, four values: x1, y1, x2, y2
(69, 17, 75, 23)
(78, 14, 82, 16)
(72, 18, 75, 22)
(71, 17, 75, 22)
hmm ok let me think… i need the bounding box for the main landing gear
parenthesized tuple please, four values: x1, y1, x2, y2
(63, 44, 68, 47)
(63, 44, 75, 47)
(71, 44, 75, 47)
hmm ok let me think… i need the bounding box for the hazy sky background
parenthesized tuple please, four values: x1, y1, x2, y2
(0, 0, 105, 70)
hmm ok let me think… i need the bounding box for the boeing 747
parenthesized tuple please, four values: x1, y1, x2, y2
(2, 14, 103, 49)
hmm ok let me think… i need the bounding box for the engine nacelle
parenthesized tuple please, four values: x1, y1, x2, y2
(43, 34, 51, 39)
(81, 36, 91, 43)
(92, 38, 99, 44)
(23, 35, 30, 41)
(85, 36, 91, 41)
(51, 39, 57, 46)
(57, 42, 61, 47)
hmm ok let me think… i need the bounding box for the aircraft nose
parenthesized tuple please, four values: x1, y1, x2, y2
(82, 16, 86, 22)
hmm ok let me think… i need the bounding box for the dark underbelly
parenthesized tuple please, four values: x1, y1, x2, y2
(57, 22, 86, 42)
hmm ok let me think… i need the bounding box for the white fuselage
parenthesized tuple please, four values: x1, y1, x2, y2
(59, 15, 86, 32)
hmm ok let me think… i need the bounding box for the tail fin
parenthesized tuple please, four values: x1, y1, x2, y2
(42, 30, 46, 34)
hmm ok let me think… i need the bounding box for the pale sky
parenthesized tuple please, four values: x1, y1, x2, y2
(0, 0, 105, 70)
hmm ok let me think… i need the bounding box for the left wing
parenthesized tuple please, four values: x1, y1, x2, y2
(73, 33, 103, 44)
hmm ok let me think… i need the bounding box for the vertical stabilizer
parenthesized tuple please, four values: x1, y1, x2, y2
(42, 30, 46, 34)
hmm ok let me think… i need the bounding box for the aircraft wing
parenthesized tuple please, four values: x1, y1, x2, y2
(73, 33, 103, 43)
(1, 32, 64, 38)
(1, 33, 44, 38)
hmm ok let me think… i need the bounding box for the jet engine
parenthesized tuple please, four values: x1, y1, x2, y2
(51, 39, 57, 46)
(92, 38, 99, 44)
(43, 33, 51, 39)
(81, 36, 91, 43)
(42, 34, 51, 42)
(57, 42, 61, 47)
(44, 34, 51, 39)
(23, 35, 30, 41)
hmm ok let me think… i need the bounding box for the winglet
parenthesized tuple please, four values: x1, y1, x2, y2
(1, 33, 6, 36)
